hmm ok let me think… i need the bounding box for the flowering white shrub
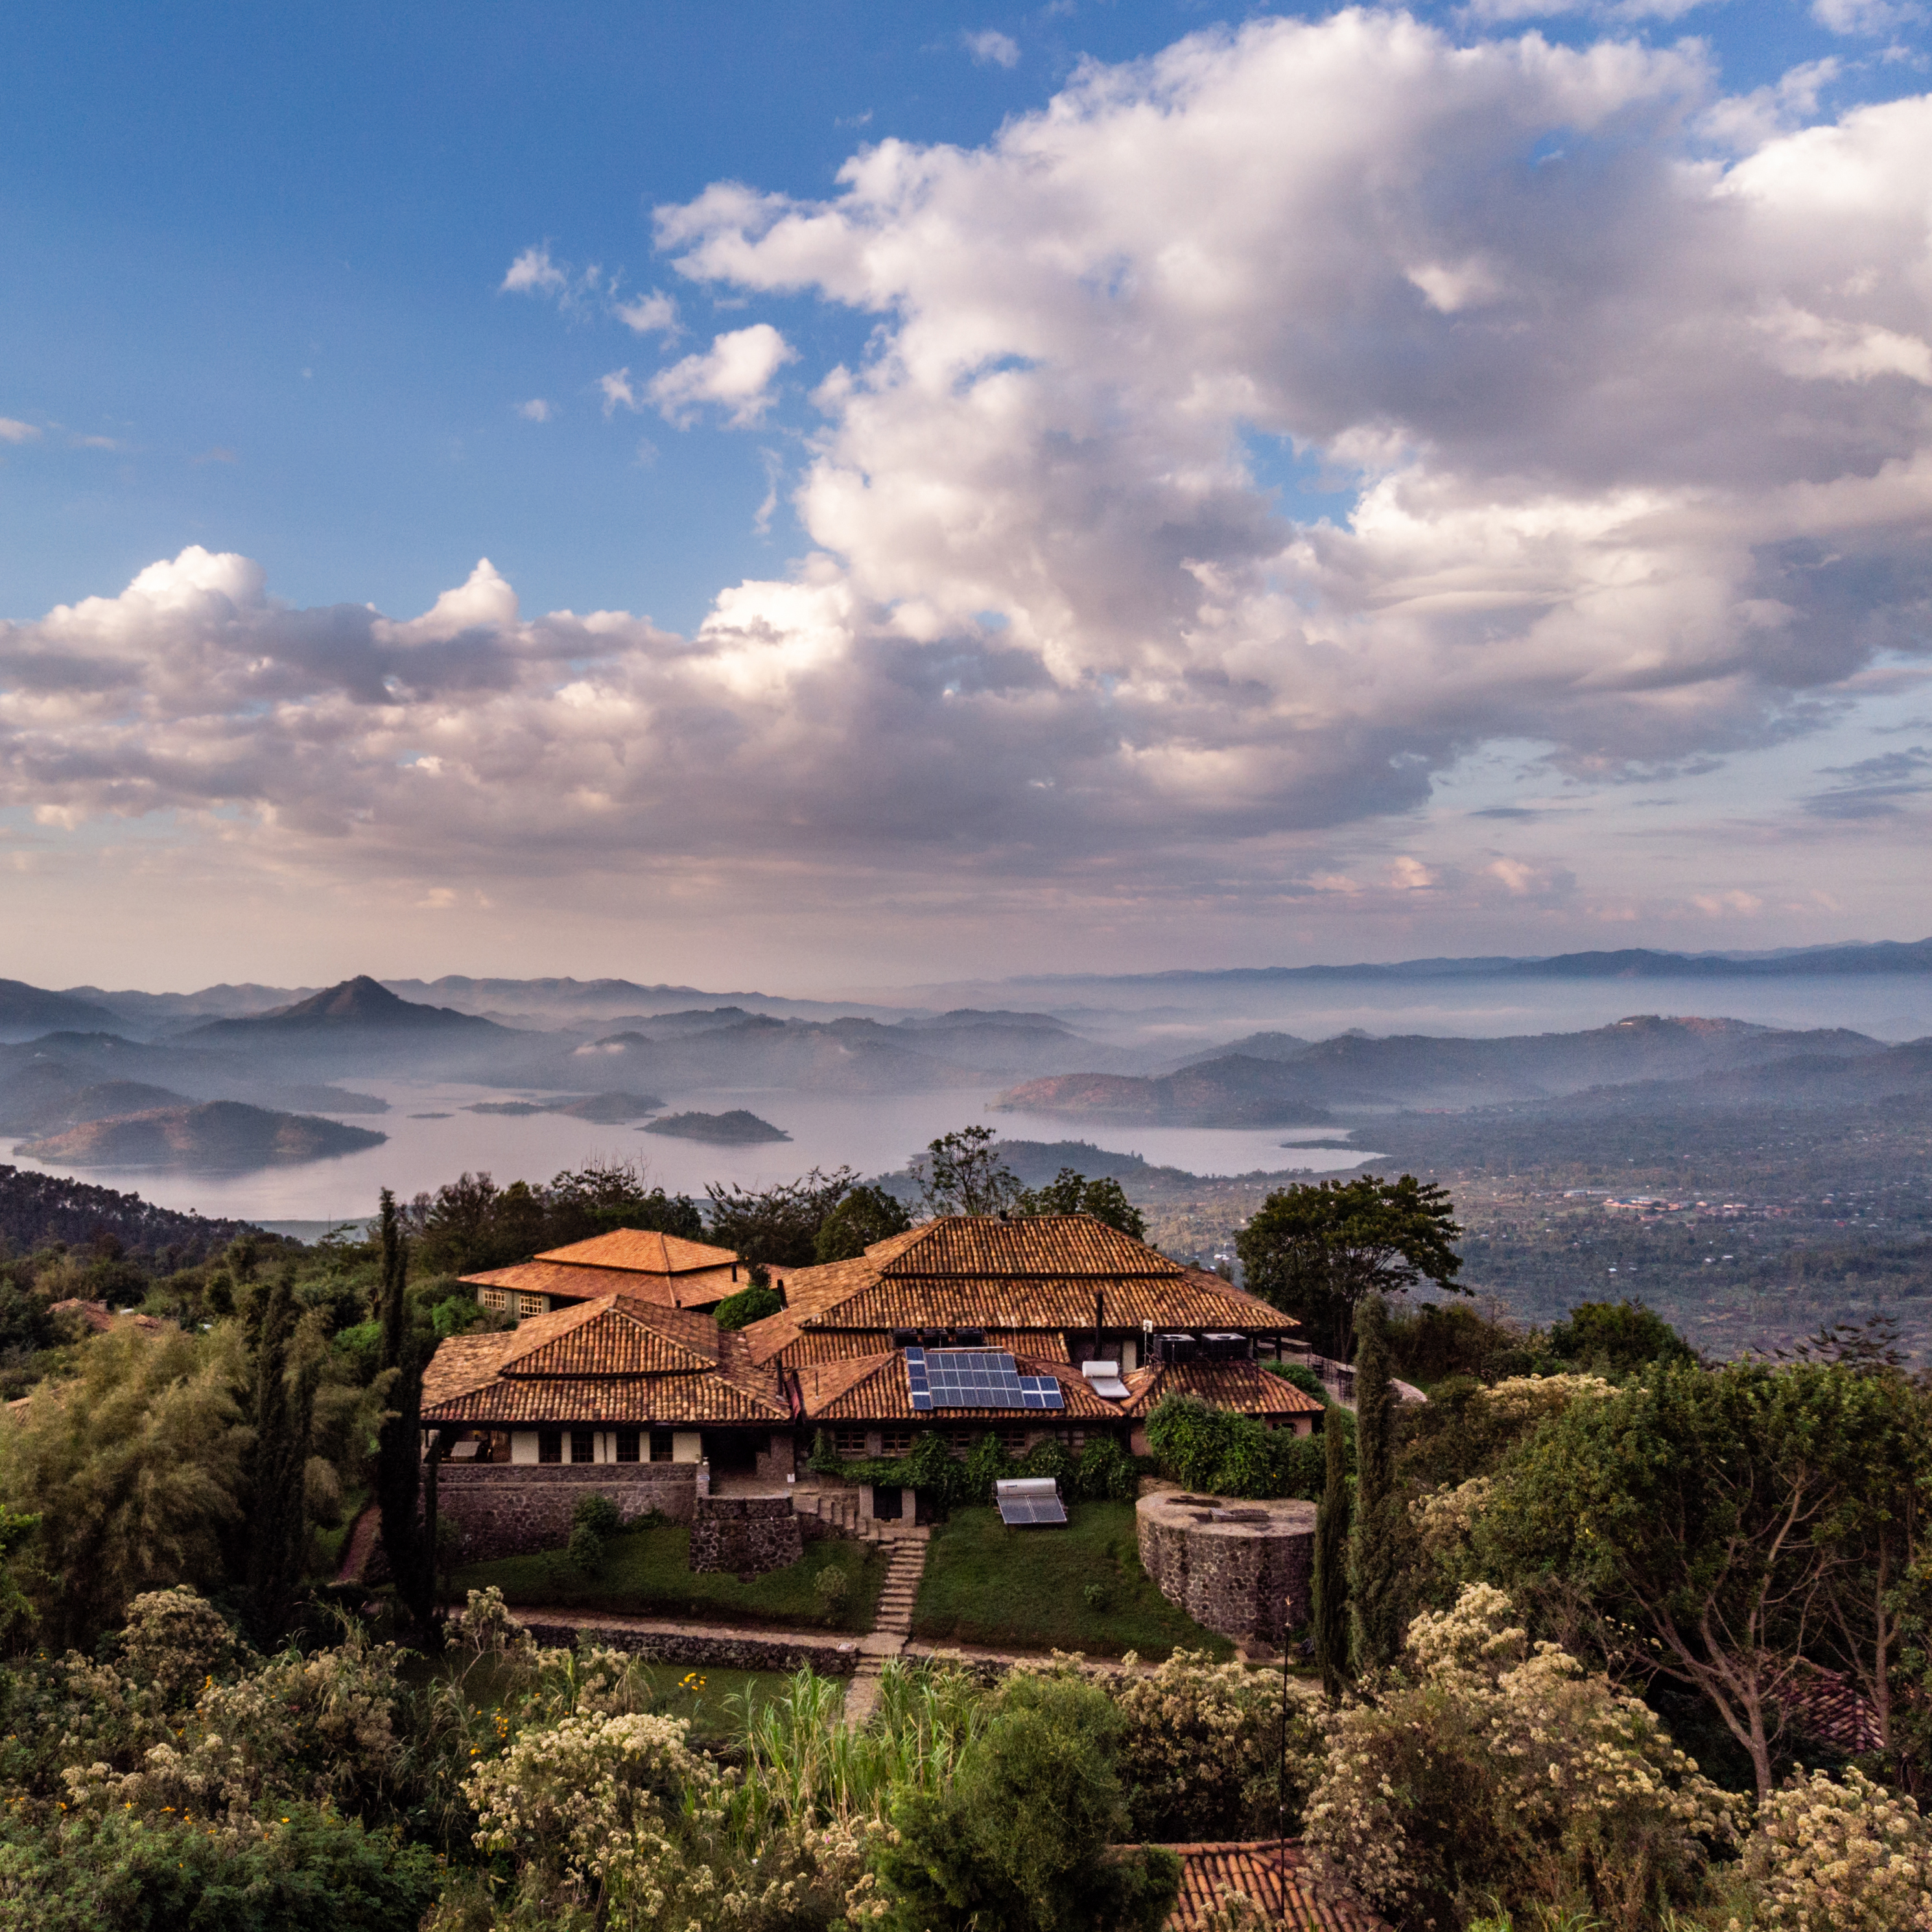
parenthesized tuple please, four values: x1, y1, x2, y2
(446, 1584, 537, 1660)
(1304, 1584, 1737, 1932)
(118, 1584, 250, 1700)
(1479, 1374, 1615, 1424)
(1742, 1765, 1932, 1932)
(1109, 1648, 1321, 1841)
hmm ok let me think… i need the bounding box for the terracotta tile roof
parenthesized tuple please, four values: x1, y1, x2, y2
(795, 1350, 1122, 1423)
(1159, 1841, 1391, 1932)
(760, 1326, 1068, 1367)
(462, 1256, 742, 1310)
(536, 1228, 740, 1274)
(883, 1214, 1184, 1278)
(421, 1295, 786, 1428)
(1122, 1361, 1326, 1420)
(767, 1223, 1291, 1343)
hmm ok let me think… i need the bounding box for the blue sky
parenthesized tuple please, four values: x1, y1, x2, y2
(2, 1, 1930, 989)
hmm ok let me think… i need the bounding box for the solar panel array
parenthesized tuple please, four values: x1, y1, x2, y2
(998, 1494, 1068, 1526)
(904, 1347, 1065, 1412)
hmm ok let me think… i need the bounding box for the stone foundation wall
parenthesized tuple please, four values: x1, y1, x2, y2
(1136, 1492, 1317, 1645)
(438, 1462, 698, 1563)
(689, 1495, 805, 1576)
(521, 1621, 860, 1677)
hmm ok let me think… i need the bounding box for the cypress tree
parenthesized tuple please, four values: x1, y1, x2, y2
(1312, 1400, 1351, 1701)
(1349, 1293, 1409, 1673)
(245, 1270, 318, 1640)
(372, 1188, 434, 1629)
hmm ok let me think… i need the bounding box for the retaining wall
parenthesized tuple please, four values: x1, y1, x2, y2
(437, 1461, 699, 1563)
(689, 1495, 805, 1576)
(520, 1620, 860, 1676)
(1135, 1492, 1316, 1645)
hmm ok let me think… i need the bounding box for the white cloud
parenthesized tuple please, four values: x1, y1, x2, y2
(515, 398, 555, 421)
(7, 14, 1932, 950)
(501, 245, 568, 296)
(615, 290, 679, 335)
(599, 368, 640, 415)
(0, 419, 40, 444)
(644, 324, 795, 427)
(963, 29, 1020, 68)
(1812, 0, 1920, 32)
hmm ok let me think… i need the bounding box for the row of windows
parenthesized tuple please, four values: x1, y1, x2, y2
(535, 1428, 676, 1464)
(477, 1288, 548, 1318)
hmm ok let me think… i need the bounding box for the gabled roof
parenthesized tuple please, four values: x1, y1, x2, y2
(793, 1350, 1119, 1423)
(421, 1295, 786, 1428)
(755, 1216, 1292, 1344)
(753, 1325, 1068, 1369)
(1121, 1360, 1326, 1420)
(1159, 1841, 1391, 1931)
(880, 1214, 1182, 1279)
(536, 1228, 739, 1274)
(460, 1258, 721, 1310)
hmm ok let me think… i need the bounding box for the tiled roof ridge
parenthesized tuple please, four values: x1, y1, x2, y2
(533, 1227, 740, 1274)
(880, 1213, 1186, 1279)
(494, 1295, 722, 1377)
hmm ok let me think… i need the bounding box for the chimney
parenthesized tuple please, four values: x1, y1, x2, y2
(1095, 1290, 1105, 1342)
(731, 1262, 738, 1282)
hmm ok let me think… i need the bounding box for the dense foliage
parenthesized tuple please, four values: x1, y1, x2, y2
(1236, 1174, 1465, 1358)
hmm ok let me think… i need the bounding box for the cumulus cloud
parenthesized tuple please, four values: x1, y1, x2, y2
(501, 245, 569, 296)
(6, 12, 1932, 935)
(644, 324, 795, 426)
(0, 419, 39, 444)
(515, 398, 554, 421)
(1813, 0, 1920, 32)
(963, 29, 1021, 67)
(615, 290, 679, 335)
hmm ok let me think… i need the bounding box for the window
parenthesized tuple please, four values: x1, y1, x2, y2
(947, 1430, 977, 1458)
(615, 1428, 640, 1463)
(519, 1292, 547, 1319)
(997, 1428, 1028, 1455)
(879, 1427, 916, 1456)
(650, 1430, 675, 1463)
(833, 1428, 869, 1458)
(477, 1287, 511, 1314)
(538, 1429, 563, 1465)
(571, 1429, 595, 1464)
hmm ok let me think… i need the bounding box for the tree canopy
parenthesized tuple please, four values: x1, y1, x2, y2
(1236, 1173, 1463, 1359)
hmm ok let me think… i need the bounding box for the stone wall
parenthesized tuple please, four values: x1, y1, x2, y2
(1135, 1492, 1316, 1645)
(689, 1495, 805, 1576)
(438, 1461, 698, 1563)
(521, 1620, 860, 1677)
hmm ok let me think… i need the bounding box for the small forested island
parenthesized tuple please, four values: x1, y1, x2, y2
(15, 1100, 386, 1171)
(641, 1107, 790, 1144)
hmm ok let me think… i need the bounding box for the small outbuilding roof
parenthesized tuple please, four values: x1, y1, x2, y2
(1157, 1841, 1392, 1931)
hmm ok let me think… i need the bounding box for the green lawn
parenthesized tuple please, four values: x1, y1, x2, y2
(911, 1502, 1234, 1659)
(448, 1522, 886, 1632)
(626, 1662, 795, 1736)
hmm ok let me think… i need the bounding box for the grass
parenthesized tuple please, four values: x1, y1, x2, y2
(631, 1662, 795, 1736)
(447, 1522, 887, 1632)
(911, 1501, 1234, 1659)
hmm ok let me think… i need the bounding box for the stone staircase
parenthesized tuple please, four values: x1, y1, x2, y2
(843, 1538, 930, 1725)
(795, 1487, 876, 1540)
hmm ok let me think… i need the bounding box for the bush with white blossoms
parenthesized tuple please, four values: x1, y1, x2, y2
(1303, 1584, 1738, 1932)
(1741, 1765, 1932, 1932)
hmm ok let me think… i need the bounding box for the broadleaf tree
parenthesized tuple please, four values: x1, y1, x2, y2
(1236, 1173, 1463, 1360)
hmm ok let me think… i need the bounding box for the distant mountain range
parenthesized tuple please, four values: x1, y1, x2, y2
(996, 1015, 1920, 1127)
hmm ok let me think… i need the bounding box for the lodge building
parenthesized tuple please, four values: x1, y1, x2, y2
(423, 1212, 1322, 1526)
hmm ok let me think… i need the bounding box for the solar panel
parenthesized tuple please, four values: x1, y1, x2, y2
(902, 1347, 1065, 1411)
(998, 1496, 1069, 1525)
(995, 1477, 1068, 1527)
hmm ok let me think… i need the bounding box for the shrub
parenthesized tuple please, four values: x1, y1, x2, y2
(1303, 1584, 1737, 1932)
(1741, 1765, 1932, 1931)
(713, 1281, 784, 1330)
(1144, 1395, 1325, 1500)
(871, 1671, 1180, 1932)
(814, 1565, 851, 1623)
(962, 1431, 1013, 1505)
(1111, 1648, 1323, 1843)
(572, 1491, 621, 1540)
(1074, 1435, 1138, 1503)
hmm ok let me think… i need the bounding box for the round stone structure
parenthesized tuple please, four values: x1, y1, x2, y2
(1136, 1490, 1317, 1646)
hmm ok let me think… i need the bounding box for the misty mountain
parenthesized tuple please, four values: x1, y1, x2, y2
(186, 975, 507, 1037)
(999, 1016, 1893, 1124)
(572, 1013, 987, 1094)
(0, 1071, 191, 1138)
(0, 979, 124, 1043)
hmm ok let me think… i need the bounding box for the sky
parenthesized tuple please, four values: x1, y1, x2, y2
(2, 0, 1930, 994)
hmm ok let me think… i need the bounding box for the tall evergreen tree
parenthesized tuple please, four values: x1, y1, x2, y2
(372, 1188, 433, 1630)
(1349, 1293, 1409, 1672)
(244, 1269, 318, 1640)
(1312, 1403, 1352, 1701)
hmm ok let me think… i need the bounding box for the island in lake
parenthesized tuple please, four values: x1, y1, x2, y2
(464, 1091, 664, 1122)
(16, 1100, 387, 1172)
(640, 1108, 790, 1144)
